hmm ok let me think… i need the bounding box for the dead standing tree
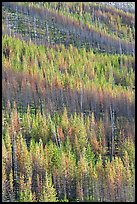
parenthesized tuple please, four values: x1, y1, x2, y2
(12, 131, 19, 200)
(110, 104, 115, 162)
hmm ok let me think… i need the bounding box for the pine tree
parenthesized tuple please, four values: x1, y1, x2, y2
(19, 177, 34, 202)
(39, 172, 58, 202)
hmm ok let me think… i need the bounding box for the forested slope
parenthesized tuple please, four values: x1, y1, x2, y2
(2, 2, 135, 202)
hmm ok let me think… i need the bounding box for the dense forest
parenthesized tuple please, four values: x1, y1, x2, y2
(2, 2, 135, 202)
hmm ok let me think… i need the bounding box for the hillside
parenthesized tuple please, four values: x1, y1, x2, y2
(2, 2, 135, 202)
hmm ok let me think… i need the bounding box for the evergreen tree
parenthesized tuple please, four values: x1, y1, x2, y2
(39, 172, 58, 202)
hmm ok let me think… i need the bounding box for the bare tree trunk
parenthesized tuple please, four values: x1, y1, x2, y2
(110, 63, 114, 89)
(80, 82, 83, 112)
(33, 16, 37, 43)
(46, 22, 50, 43)
(110, 105, 115, 162)
(12, 131, 19, 200)
(119, 40, 122, 71)
(6, 16, 11, 36)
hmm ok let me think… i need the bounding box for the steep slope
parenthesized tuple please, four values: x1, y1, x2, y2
(2, 2, 135, 202)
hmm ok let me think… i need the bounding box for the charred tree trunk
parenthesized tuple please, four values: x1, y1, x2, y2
(12, 131, 19, 200)
(119, 40, 123, 71)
